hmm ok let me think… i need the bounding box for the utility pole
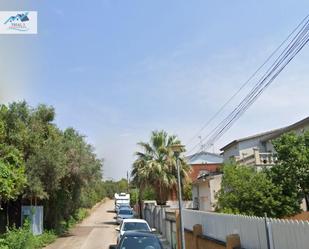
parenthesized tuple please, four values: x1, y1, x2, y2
(170, 144, 186, 249)
(127, 171, 129, 193)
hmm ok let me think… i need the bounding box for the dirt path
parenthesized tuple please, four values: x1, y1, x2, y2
(44, 199, 117, 249)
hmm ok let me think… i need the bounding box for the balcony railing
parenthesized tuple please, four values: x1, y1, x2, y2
(236, 150, 277, 166)
(259, 152, 278, 165)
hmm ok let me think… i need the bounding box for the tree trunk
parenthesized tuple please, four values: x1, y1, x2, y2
(156, 184, 168, 205)
(139, 186, 144, 219)
(305, 194, 309, 211)
(6, 201, 9, 228)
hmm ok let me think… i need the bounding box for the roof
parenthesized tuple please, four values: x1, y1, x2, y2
(186, 151, 223, 165)
(192, 172, 223, 185)
(220, 116, 309, 151)
(261, 116, 309, 142)
(115, 193, 130, 200)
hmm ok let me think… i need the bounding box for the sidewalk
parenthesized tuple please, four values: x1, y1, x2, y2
(156, 233, 172, 249)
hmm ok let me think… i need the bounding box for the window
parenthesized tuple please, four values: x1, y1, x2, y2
(123, 222, 149, 231)
(119, 209, 133, 215)
(120, 236, 162, 249)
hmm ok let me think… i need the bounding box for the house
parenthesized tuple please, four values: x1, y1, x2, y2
(186, 151, 223, 180)
(220, 116, 309, 169)
(186, 151, 223, 211)
(168, 151, 223, 205)
(192, 171, 222, 211)
(220, 116, 309, 211)
(191, 116, 309, 212)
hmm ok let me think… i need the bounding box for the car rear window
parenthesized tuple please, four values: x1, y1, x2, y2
(123, 222, 149, 231)
(120, 236, 162, 249)
(119, 209, 133, 215)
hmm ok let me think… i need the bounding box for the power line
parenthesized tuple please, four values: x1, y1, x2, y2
(187, 14, 309, 157)
(203, 24, 309, 149)
(201, 18, 309, 151)
(186, 15, 309, 150)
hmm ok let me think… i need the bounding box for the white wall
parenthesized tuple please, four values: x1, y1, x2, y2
(198, 181, 211, 211)
(223, 138, 266, 161)
(209, 175, 222, 205)
(222, 144, 239, 161)
(224, 122, 309, 161)
(193, 175, 222, 212)
(183, 209, 309, 249)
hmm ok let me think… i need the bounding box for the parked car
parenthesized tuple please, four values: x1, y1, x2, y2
(116, 208, 134, 224)
(114, 193, 130, 211)
(116, 203, 132, 213)
(110, 231, 164, 249)
(115, 219, 156, 243)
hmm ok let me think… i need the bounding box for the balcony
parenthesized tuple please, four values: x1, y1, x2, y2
(236, 149, 277, 167)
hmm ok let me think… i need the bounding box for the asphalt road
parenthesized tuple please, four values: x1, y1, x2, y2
(44, 199, 117, 249)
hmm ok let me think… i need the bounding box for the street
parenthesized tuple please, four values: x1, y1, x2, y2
(45, 199, 117, 249)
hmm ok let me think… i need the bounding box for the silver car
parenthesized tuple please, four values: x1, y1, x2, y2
(116, 208, 134, 224)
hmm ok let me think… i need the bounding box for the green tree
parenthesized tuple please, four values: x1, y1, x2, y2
(216, 163, 284, 217)
(0, 107, 27, 225)
(0, 147, 27, 207)
(0, 146, 27, 225)
(117, 178, 128, 193)
(183, 181, 192, 201)
(0, 101, 105, 231)
(132, 130, 189, 205)
(267, 131, 309, 212)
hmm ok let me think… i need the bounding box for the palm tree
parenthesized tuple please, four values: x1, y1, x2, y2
(131, 130, 190, 205)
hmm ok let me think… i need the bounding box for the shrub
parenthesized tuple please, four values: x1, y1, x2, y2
(0, 220, 56, 249)
(34, 231, 57, 247)
(74, 208, 89, 222)
(2, 220, 36, 249)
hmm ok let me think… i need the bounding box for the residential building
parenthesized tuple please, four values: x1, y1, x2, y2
(186, 151, 223, 211)
(191, 116, 309, 212)
(220, 116, 309, 168)
(192, 172, 222, 211)
(186, 151, 223, 180)
(168, 151, 223, 204)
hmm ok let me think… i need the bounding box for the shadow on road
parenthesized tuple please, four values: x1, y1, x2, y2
(59, 233, 75, 238)
(102, 221, 118, 225)
(107, 210, 115, 213)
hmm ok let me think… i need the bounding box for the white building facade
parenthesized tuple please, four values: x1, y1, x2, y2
(221, 116, 309, 168)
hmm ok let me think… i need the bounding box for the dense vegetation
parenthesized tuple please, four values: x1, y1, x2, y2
(216, 163, 286, 217)
(103, 178, 128, 199)
(217, 131, 309, 218)
(131, 130, 190, 205)
(0, 220, 56, 249)
(0, 101, 106, 234)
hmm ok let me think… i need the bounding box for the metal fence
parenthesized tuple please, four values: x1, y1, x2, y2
(183, 209, 309, 249)
(144, 204, 177, 249)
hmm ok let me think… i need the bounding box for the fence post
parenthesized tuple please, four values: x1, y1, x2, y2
(170, 220, 174, 249)
(176, 210, 180, 249)
(193, 224, 202, 249)
(226, 234, 241, 249)
(264, 213, 270, 249)
(264, 214, 274, 249)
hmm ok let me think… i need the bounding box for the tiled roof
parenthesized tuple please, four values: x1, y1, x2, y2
(186, 151, 223, 164)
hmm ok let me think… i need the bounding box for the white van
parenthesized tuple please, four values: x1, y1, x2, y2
(114, 193, 130, 211)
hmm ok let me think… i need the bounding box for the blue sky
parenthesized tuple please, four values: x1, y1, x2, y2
(1, 1, 309, 180)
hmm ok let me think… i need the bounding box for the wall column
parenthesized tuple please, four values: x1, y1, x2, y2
(226, 234, 241, 249)
(192, 224, 202, 249)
